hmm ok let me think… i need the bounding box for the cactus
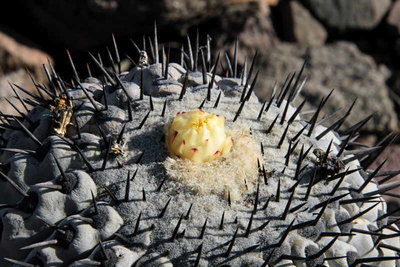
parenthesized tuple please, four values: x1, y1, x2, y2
(0, 28, 399, 267)
(166, 109, 233, 163)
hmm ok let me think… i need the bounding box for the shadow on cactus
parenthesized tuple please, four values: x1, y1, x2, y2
(0, 25, 399, 267)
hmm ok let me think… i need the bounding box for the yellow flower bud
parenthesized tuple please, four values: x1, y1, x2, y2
(167, 109, 233, 162)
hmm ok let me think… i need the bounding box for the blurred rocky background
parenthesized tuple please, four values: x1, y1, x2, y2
(0, 0, 400, 209)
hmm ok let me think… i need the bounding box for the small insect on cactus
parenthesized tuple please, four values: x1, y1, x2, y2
(167, 109, 233, 162)
(49, 95, 73, 136)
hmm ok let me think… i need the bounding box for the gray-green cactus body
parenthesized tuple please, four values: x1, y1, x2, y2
(0, 33, 399, 267)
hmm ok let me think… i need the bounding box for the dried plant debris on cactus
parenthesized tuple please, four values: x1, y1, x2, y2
(0, 26, 399, 267)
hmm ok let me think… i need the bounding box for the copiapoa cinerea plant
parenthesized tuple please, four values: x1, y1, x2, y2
(0, 24, 399, 266)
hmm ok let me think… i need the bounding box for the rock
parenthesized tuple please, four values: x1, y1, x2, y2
(302, 0, 391, 30)
(228, 0, 279, 6)
(0, 70, 39, 115)
(0, 29, 50, 76)
(256, 42, 398, 133)
(279, 0, 327, 45)
(266, 0, 279, 5)
(387, 0, 400, 34)
(11, 0, 257, 50)
(2, 0, 277, 82)
(0, 28, 52, 115)
(211, 0, 278, 65)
